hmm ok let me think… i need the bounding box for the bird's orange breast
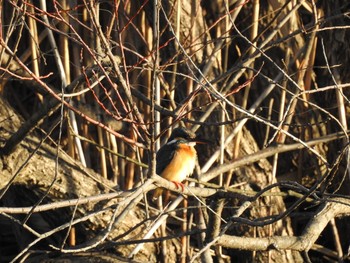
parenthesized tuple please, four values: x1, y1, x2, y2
(160, 144, 196, 183)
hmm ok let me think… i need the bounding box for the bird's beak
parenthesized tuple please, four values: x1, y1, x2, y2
(192, 137, 211, 145)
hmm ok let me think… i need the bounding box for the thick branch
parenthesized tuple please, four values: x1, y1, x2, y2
(216, 198, 350, 251)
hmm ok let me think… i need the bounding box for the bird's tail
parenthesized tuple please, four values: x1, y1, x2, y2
(152, 188, 163, 201)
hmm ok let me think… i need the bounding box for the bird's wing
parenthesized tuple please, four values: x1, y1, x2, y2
(156, 143, 177, 175)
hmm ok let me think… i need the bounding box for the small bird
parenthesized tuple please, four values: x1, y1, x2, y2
(152, 127, 199, 201)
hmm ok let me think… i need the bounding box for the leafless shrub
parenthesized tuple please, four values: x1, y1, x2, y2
(1, 1, 350, 262)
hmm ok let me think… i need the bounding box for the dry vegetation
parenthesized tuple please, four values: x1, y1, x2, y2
(1, 0, 350, 262)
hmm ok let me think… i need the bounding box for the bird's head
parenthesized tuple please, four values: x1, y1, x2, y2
(167, 127, 209, 146)
(168, 127, 196, 142)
